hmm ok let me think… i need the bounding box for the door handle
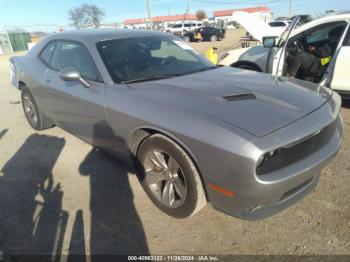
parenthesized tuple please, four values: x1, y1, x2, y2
(45, 77, 51, 83)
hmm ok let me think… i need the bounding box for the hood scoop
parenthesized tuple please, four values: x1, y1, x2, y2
(223, 93, 256, 101)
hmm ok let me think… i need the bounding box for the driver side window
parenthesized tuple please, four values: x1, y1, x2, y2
(50, 41, 101, 82)
(305, 22, 346, 45)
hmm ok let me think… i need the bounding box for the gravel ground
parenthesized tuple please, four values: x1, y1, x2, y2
(0, 36, 349, 259)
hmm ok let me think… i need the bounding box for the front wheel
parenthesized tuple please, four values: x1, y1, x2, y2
(137, 134, 207, 218)
(210, 35, 218, 42)
(21, 86, 54, 130)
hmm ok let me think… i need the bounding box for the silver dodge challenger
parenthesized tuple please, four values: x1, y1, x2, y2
(10, 29, 343, 220)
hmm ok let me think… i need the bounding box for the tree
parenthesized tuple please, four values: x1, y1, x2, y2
(69, 4, 105, 29)
(196, 9, 206, 21)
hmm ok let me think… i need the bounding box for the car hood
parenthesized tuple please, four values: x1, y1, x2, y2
(129, 67, 332, 138)
(231, 11, 283, 42)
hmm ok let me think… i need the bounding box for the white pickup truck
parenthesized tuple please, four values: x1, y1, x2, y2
(220, 13, 350, 97)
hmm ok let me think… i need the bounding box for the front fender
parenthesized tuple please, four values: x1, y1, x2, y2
(220, 45, 270, 72)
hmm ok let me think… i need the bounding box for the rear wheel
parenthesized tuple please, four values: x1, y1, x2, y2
(137, 134, 207, 218)
(21, 86, 54, 130)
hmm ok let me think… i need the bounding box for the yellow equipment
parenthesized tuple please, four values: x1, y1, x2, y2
(321, 56, 332, 66)
(205, 47, 218, 65)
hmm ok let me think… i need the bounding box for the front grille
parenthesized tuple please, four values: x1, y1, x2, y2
(256, 119, 337, 176)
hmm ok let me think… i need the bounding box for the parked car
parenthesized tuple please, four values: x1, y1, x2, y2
(220, 13, 350, 97)
(10, 29, 343, 220)
(268, 20, 290, 28)
(290, 14, 313, 25)
(182, 27, 225, 42)
(166, 22, 203, 36)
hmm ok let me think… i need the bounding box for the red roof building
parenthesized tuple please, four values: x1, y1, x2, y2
(124, 18, 146, 25)
(213, 6, 271, 17)
(124, 14, 198, 25)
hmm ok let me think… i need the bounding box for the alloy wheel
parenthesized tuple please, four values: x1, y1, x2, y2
(143, 150, 187, 208)
(23, 93, 38, 125)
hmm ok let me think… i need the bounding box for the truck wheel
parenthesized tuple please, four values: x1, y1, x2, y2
(137, 134, 207, 218)
(21, 85, 54, 130)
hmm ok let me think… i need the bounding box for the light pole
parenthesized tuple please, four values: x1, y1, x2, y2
(289, 0, 292, 17)
(146, 0, 153, 29)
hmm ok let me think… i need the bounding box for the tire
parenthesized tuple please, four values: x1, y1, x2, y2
(136, 134, 207, 218)
(184, 36, 191, 42)
(21, 85, 54, 130)
(210, 35, 217, 42)
(235, 64, 259, 71)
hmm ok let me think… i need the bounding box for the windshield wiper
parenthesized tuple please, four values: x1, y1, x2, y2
(176, 65, 220, 77)
(121, 66, 220, 84)
(121, 75, 175, 84)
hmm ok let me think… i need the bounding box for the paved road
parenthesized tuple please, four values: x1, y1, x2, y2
(0, 44, 349, 258)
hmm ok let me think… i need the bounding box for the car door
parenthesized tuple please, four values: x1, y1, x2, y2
(42, 40, 107, 145)
(328, 21, 350, 92)
(268, 16, 300, 75)
(273, 18, 348, 79)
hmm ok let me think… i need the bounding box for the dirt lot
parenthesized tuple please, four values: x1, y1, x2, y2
(0, 36, 349, 259)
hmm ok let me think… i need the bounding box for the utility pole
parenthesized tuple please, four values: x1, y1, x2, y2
(288, 0, 292, 18)
(146, 0, 153, 29)
(186, 0, 190, 14)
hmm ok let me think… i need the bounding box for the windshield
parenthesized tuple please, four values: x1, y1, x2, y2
(97, 36, 213, 83)
(172, 24, 182, 28)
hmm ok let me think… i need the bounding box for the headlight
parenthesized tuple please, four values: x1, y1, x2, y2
(256, 154, 266, 168)
(257, 149, 279, 168)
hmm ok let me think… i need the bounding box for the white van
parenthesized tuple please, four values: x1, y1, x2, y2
(166, 22, 203, 36)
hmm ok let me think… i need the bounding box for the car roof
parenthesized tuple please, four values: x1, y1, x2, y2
(291, 13, 350, 36)
(47, 29, 168, 43)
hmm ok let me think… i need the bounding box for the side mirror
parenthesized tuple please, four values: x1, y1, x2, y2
(60, 67, 90, 88)
(262, 36, 277, 48)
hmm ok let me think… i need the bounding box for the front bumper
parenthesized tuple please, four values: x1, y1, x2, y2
(206, 92, 344, 220)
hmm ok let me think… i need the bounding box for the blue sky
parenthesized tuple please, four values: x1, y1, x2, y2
(0, 0, 349, 31)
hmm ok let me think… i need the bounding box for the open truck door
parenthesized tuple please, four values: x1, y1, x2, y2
(325, 21, 350, 95)
(265, 16, 300, 76)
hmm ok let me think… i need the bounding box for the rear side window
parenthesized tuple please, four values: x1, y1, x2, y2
(40, 42, 56, 66)
(50, 41, 101, 82)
